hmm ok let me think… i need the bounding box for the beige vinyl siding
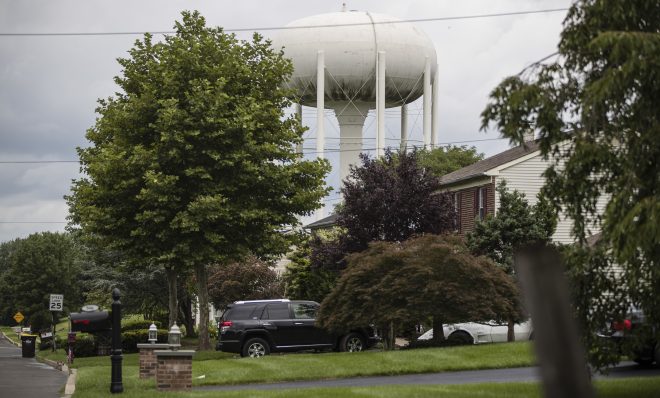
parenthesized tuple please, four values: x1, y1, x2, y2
(495, 146, 608, 245)
(495, 151, 576, 244)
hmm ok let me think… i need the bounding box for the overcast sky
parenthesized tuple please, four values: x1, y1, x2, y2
(0, 0, 571, 243)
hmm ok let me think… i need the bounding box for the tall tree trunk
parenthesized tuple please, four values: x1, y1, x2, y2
(179, 289, 196, 338)
(432, 314, 445, 344)
(507, 318, 516, 342)
(381, 322, 395, 350)
(165, 266, 178, 328)
(195, 264, 211, 350)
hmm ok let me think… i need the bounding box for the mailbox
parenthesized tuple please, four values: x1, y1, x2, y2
(70, 310, 111, 333)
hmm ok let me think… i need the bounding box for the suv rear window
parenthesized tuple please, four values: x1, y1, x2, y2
(262, 303, 290, 320)
(223, 304, 259, 320)
(292, 303, 318, 319)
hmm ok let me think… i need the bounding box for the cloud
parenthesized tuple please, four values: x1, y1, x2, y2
(0, 0, 572, 241)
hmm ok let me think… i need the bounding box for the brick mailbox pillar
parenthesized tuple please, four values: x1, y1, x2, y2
(137, 343, 170, 379)
(154, 350, 195, 391)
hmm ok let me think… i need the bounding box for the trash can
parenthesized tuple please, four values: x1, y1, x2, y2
(21, 334, 37, 358)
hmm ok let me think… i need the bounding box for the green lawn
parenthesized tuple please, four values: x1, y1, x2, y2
(70, 376, 660, 398)
(2, 330, 657, 398)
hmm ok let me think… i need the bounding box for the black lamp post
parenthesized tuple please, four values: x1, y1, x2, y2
(110, 288, 123, 394)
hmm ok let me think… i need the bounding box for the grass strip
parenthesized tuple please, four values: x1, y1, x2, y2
(70, 375, 660, 398)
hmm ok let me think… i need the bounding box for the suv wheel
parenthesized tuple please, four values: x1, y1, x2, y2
(242, 337, 270, 358)
(340, 333, 365, 352)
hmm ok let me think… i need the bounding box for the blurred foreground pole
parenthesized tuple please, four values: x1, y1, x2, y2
(110, 288, 123, 393)
(514, 244, 594, 398)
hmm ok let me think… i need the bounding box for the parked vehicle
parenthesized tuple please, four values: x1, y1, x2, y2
(597, 307, 659, 366)
(216, 299, 379, 357)
(417, 320, 533, 344)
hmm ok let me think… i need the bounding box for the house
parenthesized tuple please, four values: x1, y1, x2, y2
(439, 140, 603, 244)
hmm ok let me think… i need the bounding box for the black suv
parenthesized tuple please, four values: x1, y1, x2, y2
(216, 299, 379, 357)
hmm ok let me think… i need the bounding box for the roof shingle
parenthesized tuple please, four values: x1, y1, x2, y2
(439, 140, 540, 186)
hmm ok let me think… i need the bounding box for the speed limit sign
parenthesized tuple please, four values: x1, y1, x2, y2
(50, 294, 64, 312)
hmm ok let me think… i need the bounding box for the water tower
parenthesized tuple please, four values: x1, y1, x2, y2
(272, 6, 439, 182)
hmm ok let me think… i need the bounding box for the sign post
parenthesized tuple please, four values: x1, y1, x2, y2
(49, 294, 63, 352)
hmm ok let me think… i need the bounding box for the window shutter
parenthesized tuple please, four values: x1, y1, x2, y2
(483, 187, 488, 215)
(474, 189, 479, 215)
(458, 192, 462, 228)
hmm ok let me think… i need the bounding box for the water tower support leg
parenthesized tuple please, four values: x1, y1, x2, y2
(316, 50, 325, 222)
(432, 62, 439, 148)
(401, 104, 408, 152)
(423, 57, 431, 149)
(316, 51, 325, 159)
(295, 103, 303, 155)
(377, 51, 386, 158)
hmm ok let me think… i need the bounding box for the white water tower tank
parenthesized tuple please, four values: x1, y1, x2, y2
(272, 8, 439, 181)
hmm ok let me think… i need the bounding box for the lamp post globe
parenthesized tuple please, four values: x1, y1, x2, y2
(148, 323, 158, 344)
(168, 323, 181, 351)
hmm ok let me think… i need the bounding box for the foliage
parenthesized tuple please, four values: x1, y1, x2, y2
(68, 334, 98, 358)
(480, 0, 660, 368)
(207, 255, 284, 309)
(467, 181, 557, 274)
(66, 11, 329, 349)
(120, 319, 162, 332)
(338, 150, 455, 251)
(0, 232, 84, 329)
(310, 149, 456, 280)
(121, 329, 169, 353)
(317, 235, 518, 348)
(283, 237, 337, 302)
(416, 145, 484, 177)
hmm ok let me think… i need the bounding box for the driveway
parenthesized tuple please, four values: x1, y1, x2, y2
(0, 333, 67, 398)
(196, 361, 660, 392)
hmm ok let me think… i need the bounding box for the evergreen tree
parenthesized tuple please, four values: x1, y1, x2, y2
(467, 181, 556, 340)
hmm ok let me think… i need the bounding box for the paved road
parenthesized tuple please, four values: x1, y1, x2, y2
(197, 361, 660, 392)
(0, 333, 67, 398)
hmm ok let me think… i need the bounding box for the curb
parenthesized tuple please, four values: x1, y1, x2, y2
(63, 368, 77, 397)
(1, 330, 21, 347)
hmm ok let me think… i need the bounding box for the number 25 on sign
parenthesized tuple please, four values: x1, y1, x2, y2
(50, 294, 64, 312)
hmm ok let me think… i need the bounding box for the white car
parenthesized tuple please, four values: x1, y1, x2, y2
(417, 320, 533, 344)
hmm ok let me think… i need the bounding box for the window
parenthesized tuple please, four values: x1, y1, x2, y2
(263, 303, 290, 320)
(224, 305, 258, 320)
(292, 303, 318, 319)
(478, 187, 487, 221)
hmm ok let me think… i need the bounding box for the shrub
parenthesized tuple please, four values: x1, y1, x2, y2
(69, 334, 98, 357)
(121, 329, 168, 353)
(120, 319, 162, 332)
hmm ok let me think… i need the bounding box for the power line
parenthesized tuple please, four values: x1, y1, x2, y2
(0, 221, 67, 224)
(0, 137, 507, 164)
(517, 51, 560, 76)
(0, 160, 79, 164)
(0, 8, 569, 37)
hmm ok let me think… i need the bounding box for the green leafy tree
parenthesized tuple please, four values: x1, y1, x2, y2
(417, 145, 484, 177)
(207, 255, 284, 310)
(283, 236, 337, 302)
(0, 233, 84, 331)
(481, 0, 659, 367)
(317, 235, 518, 349)
(298, 149, 457, 305)
(66, 11, 329, 349)
(467, 181, 556, 340)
